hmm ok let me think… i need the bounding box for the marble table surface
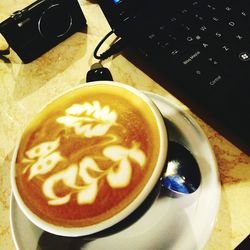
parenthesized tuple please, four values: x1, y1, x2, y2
(0, 1, 249, 249)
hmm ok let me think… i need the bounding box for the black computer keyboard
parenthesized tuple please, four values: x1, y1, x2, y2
(99, 0, 250, 154)
(137, 0, 250, 89)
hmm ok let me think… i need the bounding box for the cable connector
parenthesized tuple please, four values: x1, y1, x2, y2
(86, 62, 113, 82)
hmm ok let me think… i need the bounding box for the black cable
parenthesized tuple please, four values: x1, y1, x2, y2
(0, 20, 10, 55)
(94, 30, 127, 60)
(94, 30, 114, 59)
(0, 46, 10, 56)
(0, 46, 10, 63)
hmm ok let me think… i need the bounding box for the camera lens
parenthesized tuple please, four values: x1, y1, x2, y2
(38, 4, 72, 39)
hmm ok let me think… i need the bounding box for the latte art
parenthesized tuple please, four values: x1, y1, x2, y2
(15, 84, 161, 228)
(56, 101, 118, 137)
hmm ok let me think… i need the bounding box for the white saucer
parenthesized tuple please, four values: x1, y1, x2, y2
(10, 92, 221, 250)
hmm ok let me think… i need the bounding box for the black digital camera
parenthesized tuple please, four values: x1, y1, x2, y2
(0, 0, 87, 63)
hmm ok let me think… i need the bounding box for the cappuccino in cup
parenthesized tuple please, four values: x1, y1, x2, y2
(11, 81, 167, 236)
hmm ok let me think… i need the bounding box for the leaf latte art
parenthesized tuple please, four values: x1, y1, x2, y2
(15, 84, 161, 227)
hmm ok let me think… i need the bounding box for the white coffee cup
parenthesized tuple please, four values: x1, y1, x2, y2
(11, 81, 168, 236)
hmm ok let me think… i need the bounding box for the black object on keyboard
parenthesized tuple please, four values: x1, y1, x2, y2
(98, 0, 250, 154)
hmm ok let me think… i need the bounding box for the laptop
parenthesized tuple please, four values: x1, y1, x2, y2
(98, 0, 250, 155)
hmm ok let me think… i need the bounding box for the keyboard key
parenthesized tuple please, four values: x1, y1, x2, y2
(238, 52, 250, 61)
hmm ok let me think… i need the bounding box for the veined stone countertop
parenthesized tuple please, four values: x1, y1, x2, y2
(0, 1, 249, 250)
